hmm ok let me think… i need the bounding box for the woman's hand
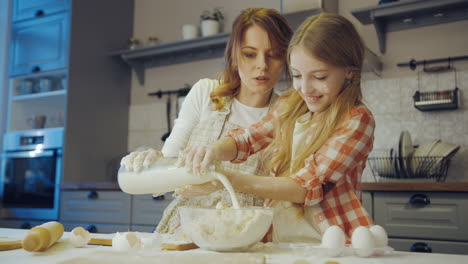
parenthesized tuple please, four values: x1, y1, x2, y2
(120, 148, 163, 172)
(174, 180, 223, 197)
(177, 144, 217, 176)
(177, 137, 238, 176)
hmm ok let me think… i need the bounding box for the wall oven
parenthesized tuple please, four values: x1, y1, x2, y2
(1, 128, 63, 220)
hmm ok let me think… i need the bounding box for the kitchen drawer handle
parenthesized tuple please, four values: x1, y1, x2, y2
(410, 242, 432, 253)
(87, 191, 98, 199)
(409, 194, 430, 208)
(86, 225, 98, 233)
(35, 10, 45, 17)
(32, 66, 41, 73)
(20, 222, 31, 229)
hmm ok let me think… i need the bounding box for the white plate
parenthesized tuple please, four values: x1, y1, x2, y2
(411, 139, 440, 176)
(399, 130, 414, 177)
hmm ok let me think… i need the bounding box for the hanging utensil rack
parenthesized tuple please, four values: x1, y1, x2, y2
(397, 55, 468, 71)
(410, 58, 460, 112)
(147, 83, 191, 98)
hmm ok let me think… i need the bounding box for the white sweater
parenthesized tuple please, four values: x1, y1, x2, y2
(161, 78, 269, 157)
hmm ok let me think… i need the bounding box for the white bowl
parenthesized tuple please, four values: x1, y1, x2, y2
(179, 207, 273, 251)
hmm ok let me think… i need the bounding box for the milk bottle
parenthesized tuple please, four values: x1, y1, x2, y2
(117, 157, 218, 195)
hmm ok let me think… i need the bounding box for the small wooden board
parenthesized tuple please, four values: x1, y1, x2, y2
(88, 238, 112, 246)
(161, 242, 198, 251)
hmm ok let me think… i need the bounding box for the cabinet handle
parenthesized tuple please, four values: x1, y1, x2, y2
(32, 66, 41, 73)
(20, 222, 31, 229)
(87, 191, 98, 199)
(35, 10, 45, 17)
(408, 194, 430, 208)
(410, 242, 432, 253)
(86, 225, 98, 233)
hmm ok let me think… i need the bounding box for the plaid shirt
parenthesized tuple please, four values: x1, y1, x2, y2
(228, 105, 375, 239)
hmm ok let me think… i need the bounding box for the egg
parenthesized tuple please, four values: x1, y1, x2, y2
(351, 226, 375, 257)
(320, 225, 345, 257)
(112, 232, 141, 251)
(369, 225, 388, 248)
(69, 226, 91, 247)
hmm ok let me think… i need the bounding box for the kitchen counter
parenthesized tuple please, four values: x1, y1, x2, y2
(1, 228, 468, 264)
(361, 181, 468, 192)
(62, 181, 468, 192)
(60, 182, 120, 190)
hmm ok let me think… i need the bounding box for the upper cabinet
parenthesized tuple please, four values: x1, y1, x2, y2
(12, 0, 70, 22)
(351, 0, 468, 53)
(9, 12, 69, 76)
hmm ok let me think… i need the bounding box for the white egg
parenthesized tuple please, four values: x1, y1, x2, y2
(320, 225, 345, 257)
(112, 232, 141, 251)
(370, 225, 388, 248)
(351, 226, 375, 257)
(69, 226, 91, 248)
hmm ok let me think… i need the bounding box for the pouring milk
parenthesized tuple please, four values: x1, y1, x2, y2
(118, 157, 240, 208)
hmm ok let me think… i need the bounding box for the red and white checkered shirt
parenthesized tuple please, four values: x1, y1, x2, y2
(228, 105, 375, 239)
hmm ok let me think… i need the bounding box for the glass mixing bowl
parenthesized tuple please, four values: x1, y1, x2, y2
(178, 206, 274, 251)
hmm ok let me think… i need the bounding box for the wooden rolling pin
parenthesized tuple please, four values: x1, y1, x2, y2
(22, 221, 64, 252)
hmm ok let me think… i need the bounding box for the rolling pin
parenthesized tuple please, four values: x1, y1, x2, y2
(22, 221, 64, 252)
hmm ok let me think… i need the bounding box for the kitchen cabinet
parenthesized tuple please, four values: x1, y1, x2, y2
(4, 0, 134, 186)
(9, 12, 69, 76)
(351, 0, 468, 53)
(12, 0, 70, 22)
(59, 190, 172, 233)
(131, 193, 174, 231)
(364, 190, 468, 255)
(60, 190, 131, 233)
(0, 219, 47, 230)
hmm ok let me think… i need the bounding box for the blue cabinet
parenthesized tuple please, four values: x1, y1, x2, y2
(12, 0, 70, 22)
(9, 12, 69, 76)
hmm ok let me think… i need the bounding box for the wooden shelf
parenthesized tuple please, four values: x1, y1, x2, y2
(11, 89, 66, 102)
(113, 9, 384, 85)
(111, 32, 230, 85)
(351, 0, 468, 53)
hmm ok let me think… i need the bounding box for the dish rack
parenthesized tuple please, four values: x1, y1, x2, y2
(368, 156, 451, 182)
(413, 88, 459, 111)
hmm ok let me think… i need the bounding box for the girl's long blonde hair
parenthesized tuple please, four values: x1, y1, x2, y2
(264, 13, 366, 177)
(210, 8, 293, 110)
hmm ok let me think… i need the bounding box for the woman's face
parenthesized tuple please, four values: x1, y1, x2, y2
(290, 45, 353, 113)
(237, 24, 284, 96)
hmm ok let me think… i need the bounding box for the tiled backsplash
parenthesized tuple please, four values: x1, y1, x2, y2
(128, 70, 467, 182)
(361, 70, 468, 182)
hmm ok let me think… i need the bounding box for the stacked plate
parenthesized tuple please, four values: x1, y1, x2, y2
(369, 130, 460, 181)
(411, 139, 460, 177)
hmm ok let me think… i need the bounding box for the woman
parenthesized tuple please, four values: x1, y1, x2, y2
(121, 8, 293, 234)
(179, 13, 375, 242)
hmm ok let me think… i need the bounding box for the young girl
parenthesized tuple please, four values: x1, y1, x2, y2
(121, 8, 293, 234)
(179, 13, 375, 242)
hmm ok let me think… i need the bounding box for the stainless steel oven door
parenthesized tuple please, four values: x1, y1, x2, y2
(0, 149, 62, 220)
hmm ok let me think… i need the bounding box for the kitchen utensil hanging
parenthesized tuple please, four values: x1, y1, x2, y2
(413, 60, 459, 111)
(161, 95, 172, 142)
(148, 84, 191, 142)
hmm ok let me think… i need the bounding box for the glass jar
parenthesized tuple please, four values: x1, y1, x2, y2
(128, 37, 141, 50)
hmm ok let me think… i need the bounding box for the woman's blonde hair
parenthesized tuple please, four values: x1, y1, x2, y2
(264, 13, 366, 177)
(210, 8, 293, 110)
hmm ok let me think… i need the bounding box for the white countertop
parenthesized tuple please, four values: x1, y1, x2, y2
(1, 228, 468, 264)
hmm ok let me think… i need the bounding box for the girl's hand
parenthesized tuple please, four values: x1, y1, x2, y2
(174, 180, 223, 197)
(178, 144, 217, 176)
(120, 148, 163, 172)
